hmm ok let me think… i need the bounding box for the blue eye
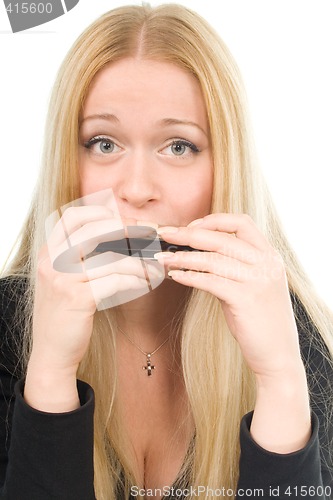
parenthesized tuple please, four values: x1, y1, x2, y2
(84, 136, 119, 154)
(162, 139, 200, 157)
(171, 142, 187, 155)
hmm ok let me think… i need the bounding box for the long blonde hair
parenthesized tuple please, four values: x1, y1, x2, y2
(2, 4, 332, 498)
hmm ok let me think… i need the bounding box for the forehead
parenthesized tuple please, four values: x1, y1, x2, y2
(83, 58, 208, 127)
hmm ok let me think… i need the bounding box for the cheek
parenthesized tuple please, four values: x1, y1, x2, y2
(192, 166, 214, 211)
(171, 169, 213, 223)
(79, 165, 113, 197)
(190, 180, 213, 215)
(79, 158, 94, 197)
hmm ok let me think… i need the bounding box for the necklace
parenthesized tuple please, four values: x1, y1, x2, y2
(118, 326, 170, 376)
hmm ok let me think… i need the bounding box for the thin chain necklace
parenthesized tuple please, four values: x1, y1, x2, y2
(118, 326, 170, 376)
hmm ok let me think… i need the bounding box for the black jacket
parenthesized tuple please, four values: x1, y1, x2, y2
(0, 277, 332, 499)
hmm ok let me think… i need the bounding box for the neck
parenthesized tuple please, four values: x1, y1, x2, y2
(115, 279, 190, 344)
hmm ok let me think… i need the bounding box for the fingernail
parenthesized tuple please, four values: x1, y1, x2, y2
(147, 264, 165, 278)
(168, 270, 184, 278)
(187, 218, 203, 227)
(157, 226, 179, 235)
(154, 252, 175, 260)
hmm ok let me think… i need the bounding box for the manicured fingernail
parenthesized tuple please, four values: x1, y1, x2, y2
(154, 252, 175, 260)
(157, 226, 179, 235)
(168, 270, 184, 279)
(187, 218, 203, 227)
(147, 264, 165, 278)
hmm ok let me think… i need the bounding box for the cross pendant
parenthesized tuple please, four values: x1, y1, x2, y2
(143, 353, 155, 376)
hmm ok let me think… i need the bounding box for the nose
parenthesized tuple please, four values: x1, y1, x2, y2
(118, 151, 159, 209)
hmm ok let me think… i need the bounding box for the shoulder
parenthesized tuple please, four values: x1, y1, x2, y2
(0, 275, 29, 377)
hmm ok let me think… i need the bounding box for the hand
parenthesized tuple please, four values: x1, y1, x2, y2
(25, 207, 161, 410)
(156, 213, 303, 380)
(157, 213, 312, 453)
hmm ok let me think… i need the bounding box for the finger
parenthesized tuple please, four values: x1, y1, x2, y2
(158, 213, 269, 253)
(157, 227, 259, 264)
(47, 206, 119, 248)
(69, 217, 159, 247)
(50, 220, 125, 265)
(68, 220, 157, 250)
(49, 205, 145, 248)
(189, 213, 269, 250)
(82, 253, 164, 281)
(154, 251, 250, 282)
(87, 273, 150, 306)
(167, 269, 239, 302)
(50, 220, 158, 270)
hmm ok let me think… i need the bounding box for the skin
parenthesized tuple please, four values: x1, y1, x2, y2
(24, 58, 311, 494)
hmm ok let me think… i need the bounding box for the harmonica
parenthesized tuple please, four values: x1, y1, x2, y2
(93, 236, 201, 260)
(52, 226, 203, 273)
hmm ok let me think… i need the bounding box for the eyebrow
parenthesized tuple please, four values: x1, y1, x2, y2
(158, 118, 208, 137)
(80, 113, 120, 125)
(80, 114, 208, 136)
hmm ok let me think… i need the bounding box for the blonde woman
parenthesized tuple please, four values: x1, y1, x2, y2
(0, 4, 332, 499)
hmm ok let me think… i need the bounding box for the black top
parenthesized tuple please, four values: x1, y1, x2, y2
(0, 276, 332, 499)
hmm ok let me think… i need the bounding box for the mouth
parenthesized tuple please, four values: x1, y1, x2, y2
(119, 218, 160, 229)
(135, 220, 160, 229)
(120, 218, 181, 230)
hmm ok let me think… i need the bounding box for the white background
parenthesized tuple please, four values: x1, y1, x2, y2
(0, 0, 332, 307)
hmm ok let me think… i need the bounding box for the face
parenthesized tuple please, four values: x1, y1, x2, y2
(79, 58, 213, 227)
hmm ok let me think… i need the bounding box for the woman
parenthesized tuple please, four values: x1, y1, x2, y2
(1, 4, 332, 499)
